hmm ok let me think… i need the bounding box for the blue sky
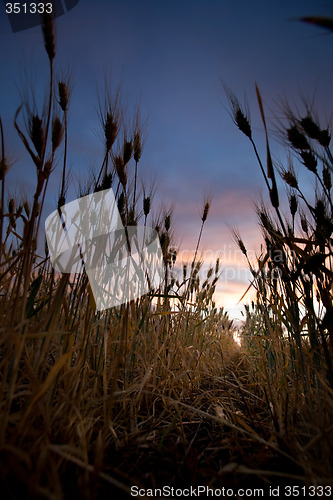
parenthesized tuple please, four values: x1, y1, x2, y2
(1, 0, 332, 317)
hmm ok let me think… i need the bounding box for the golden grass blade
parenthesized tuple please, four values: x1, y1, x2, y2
(23, 352, 71, 420)
(48, 444, 139, 498)
(219, 463, 316, 483)
(237, 251, 269, 304)
(255, 84, 274, 182)
(255, 83, 267, 130)
(300, 16, 333, 32)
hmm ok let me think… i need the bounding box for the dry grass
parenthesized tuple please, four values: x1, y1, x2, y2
(0, 15, 332, 499)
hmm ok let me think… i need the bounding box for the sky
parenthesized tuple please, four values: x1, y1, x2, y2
(0, 0, 333, 318)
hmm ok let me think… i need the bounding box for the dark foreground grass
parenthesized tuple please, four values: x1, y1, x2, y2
(0, 14, 332, 499)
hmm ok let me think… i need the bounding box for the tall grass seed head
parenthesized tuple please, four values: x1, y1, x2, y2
(323, 166, 332, 191)
(301, 215, 308, 233)
(123, 139, 133, 165)
(8, 198, 15, 214)
(58, 82, 69, 112)
(52, 117, 63, 153)
(43, 158, 53, 177)
(160, 231, 168, 250)
(300, 116, 321, 140)
(259, 210, 272, 232)
(143, 196, 151, 217)
(114, 155, 127, 187)
(101, 172, 113, 191)
(318, 128, 331, 147)
(44, 237, 49, 257)
(117, 192, 125, 214)
(42, 13, 55, 61)
(127, 207, 136, 225)
(104, 112, 118, 153)
(133, 132, 142, 163)
(202, 201, 210, 223)
(269, 185, 279, 209)
(0, 157, 8, 181)
(8, 198, 15, 228)
(233, 228, 247, 255)
(211, 276, 218, 287)
(289, 193, 298, 217)
(314, 198, 325, 220)
(30, 115, 45, 158)
(300, 151, 317, 173)
(235, 108, 252, 139)
(314, 199, 333, 242)
(164, 214, 171, 232)
(287, 125, 310, 150)
(223, 85, 252, 138)
(170, 248, 177, 265)
(282, 170, 299, 189)
(207, 266, 213, 279)
(238, 237, 247, 256)
(58, 194, 65, 211)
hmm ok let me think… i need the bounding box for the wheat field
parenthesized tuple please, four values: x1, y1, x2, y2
(0, 15, 332, 498)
